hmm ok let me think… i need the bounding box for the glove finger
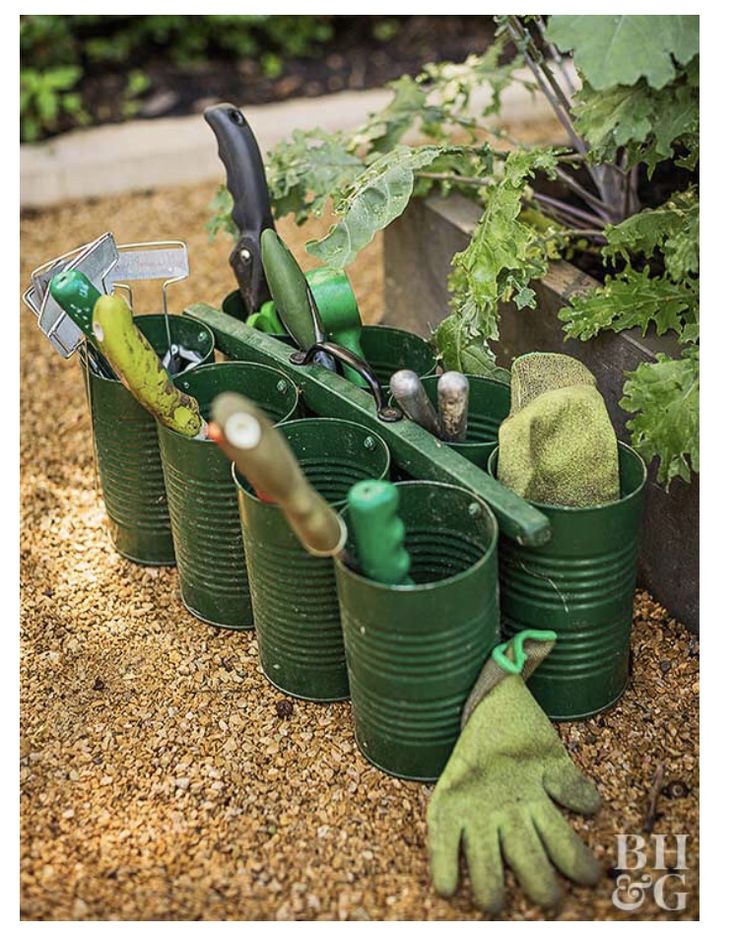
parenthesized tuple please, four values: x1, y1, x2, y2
(543, 757, 601, 815)
(427, 808, 462, 898)
(500, 812, 561, 910)
(531, 801, 602, 886)
(463, 824, 505, 917)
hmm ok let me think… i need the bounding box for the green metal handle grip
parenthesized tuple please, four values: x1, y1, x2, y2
(49, 268, 100, 338)
(210, 391, 347, 557)
(347, 480, 413, 585)
(260, 228, 325, 351)
(182, 303, 552, 548)
(92, 294, 204, 437)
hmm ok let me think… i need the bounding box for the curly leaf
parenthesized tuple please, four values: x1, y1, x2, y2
(620, 348, 699, 486)
(305, 145, 452, 267)
(448, 149, 557, 339)
(547, 15, 699, 89)
(558, 267, 697, 341)
(433, 316, 510, 383)
(603, 188, 699, 281)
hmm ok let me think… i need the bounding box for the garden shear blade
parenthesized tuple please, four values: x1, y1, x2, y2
(204, 102, 275, 315)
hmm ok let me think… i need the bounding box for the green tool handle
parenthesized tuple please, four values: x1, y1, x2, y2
(210, 391, 346, 557)
(348, 480, 413, 585)
(183, 304, 552, 547)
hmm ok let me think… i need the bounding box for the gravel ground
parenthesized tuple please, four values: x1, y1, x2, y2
(20, 180, 699, 921)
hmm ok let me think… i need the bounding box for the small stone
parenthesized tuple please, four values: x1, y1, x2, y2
(276, 699, 294, 720)
(93, 677, 106, 691)
(660, 659, 672, 674)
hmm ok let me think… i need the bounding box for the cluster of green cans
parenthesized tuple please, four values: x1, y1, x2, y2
(85, 306, 646, 782)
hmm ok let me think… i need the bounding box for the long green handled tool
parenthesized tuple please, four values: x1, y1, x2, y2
(209, 391, 346, 557)
(182, 304, 551, 547)
(347, 480, 413, 585)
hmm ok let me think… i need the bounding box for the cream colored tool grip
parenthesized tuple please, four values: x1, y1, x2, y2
(92, 294, 205, 438)
(211, 392, 346, 556)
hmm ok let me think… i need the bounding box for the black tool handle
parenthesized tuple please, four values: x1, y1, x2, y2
(204, 102, 275, 312)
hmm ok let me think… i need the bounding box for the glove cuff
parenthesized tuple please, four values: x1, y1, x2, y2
(461, 629, 556, 729)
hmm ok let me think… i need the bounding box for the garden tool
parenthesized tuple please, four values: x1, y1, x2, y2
(347, 480, 413, 585)
(389, 369, 442, 437)
(209, 391, 347, 557)
(427, 629, 602, 916)
(437, 371, 469, 442)
(497, 353, 619, 507)
(88, 290, 204, 438)
(204, 102, 366, 376)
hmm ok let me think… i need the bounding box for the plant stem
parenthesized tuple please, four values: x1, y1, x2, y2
(530, 192, 607, 228)
(555, 166, 613, 219)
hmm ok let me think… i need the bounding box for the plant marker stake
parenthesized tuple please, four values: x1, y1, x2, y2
(347, 480, 413, 586)
(438, 371, 470, 442)
(389, 369, 442, 437)
(210, 391, 346, 556)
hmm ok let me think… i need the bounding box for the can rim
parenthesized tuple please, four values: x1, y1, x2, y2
(334, 479, 499, 593)
(157, 360, 299, 444)
(231, 416, 391, 508)
(487, 441, 647, 514)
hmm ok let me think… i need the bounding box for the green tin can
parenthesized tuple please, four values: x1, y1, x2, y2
(421, 374, 511, 468)
(335, 481, 500, 782)
(157, 362, 299, 629)
(234, 418, 391, 701)
(488, 443, 647, 720)
(86, 315, 215, 565)
(360, 325, 437, 389)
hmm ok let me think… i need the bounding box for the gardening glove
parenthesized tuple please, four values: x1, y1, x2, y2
(497, 353, 619, 506)
(427, 630, 602, 916)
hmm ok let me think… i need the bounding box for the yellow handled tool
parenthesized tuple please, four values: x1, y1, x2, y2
(209, 391, 346, 556)
(92, 294, 205, 438)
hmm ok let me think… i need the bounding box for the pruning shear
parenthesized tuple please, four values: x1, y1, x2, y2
(204, 102, 275, 316)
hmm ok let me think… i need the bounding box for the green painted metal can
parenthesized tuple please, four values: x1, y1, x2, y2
(488, 443, 647, 720)
(234, 418, 391, 701)
(86, 315, 215, 565)
(157, 362, 299, 629)
(335, 481, 500, 781)
(421, 374, 511, 468)
(360, 325, 437, 389)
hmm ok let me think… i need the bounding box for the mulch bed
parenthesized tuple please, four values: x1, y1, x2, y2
(20, 181, 699, 920)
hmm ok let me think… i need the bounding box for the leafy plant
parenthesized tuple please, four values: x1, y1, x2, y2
(20, 65, 88, 142)
(208, 14, 699, 486)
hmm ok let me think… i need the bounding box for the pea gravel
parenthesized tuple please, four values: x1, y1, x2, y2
(20, 181, 699, 921)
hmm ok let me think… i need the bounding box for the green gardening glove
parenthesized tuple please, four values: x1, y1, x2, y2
(427, 631, 602, 916)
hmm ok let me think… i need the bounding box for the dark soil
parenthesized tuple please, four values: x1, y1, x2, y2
(70, 17, 501, 132)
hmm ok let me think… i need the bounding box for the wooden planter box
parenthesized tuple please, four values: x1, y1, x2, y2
(383, 193, 699, 633)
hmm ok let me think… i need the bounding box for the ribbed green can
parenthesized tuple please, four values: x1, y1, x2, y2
(421, 374, 511, 468)
(234, 418, 391, 701)
(489, 443, 647, 720)
(86, 315, 215, 565)
(360, 325, 437, 389)
(335, 481, 499, 781)
(157, 362, 299, 629)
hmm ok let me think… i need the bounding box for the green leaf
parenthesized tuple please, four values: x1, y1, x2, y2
(558, 267, 697, 341)
(572, 68, 699, 173)
(205, 184, 238, 243)
(603, 188, 699, 281)
(305, 145, 451, 267)
(433, 316, 510, 382)
(620, 348, 699, 486)
(447, 149, 557, 340)
(547, 15, 699, 89)
(267, 129, 364, 224)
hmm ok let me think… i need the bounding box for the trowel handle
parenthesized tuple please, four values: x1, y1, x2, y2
(210, 392, 346, 556)
(438, 371, 470, 442)
(50, 268, 101, 340)
(203, 103, 274, 244)
(389, 370, 442, 437)
(347, 480, 413, 586)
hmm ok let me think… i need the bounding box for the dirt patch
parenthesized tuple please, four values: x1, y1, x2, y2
(20, 181, 698, 920)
